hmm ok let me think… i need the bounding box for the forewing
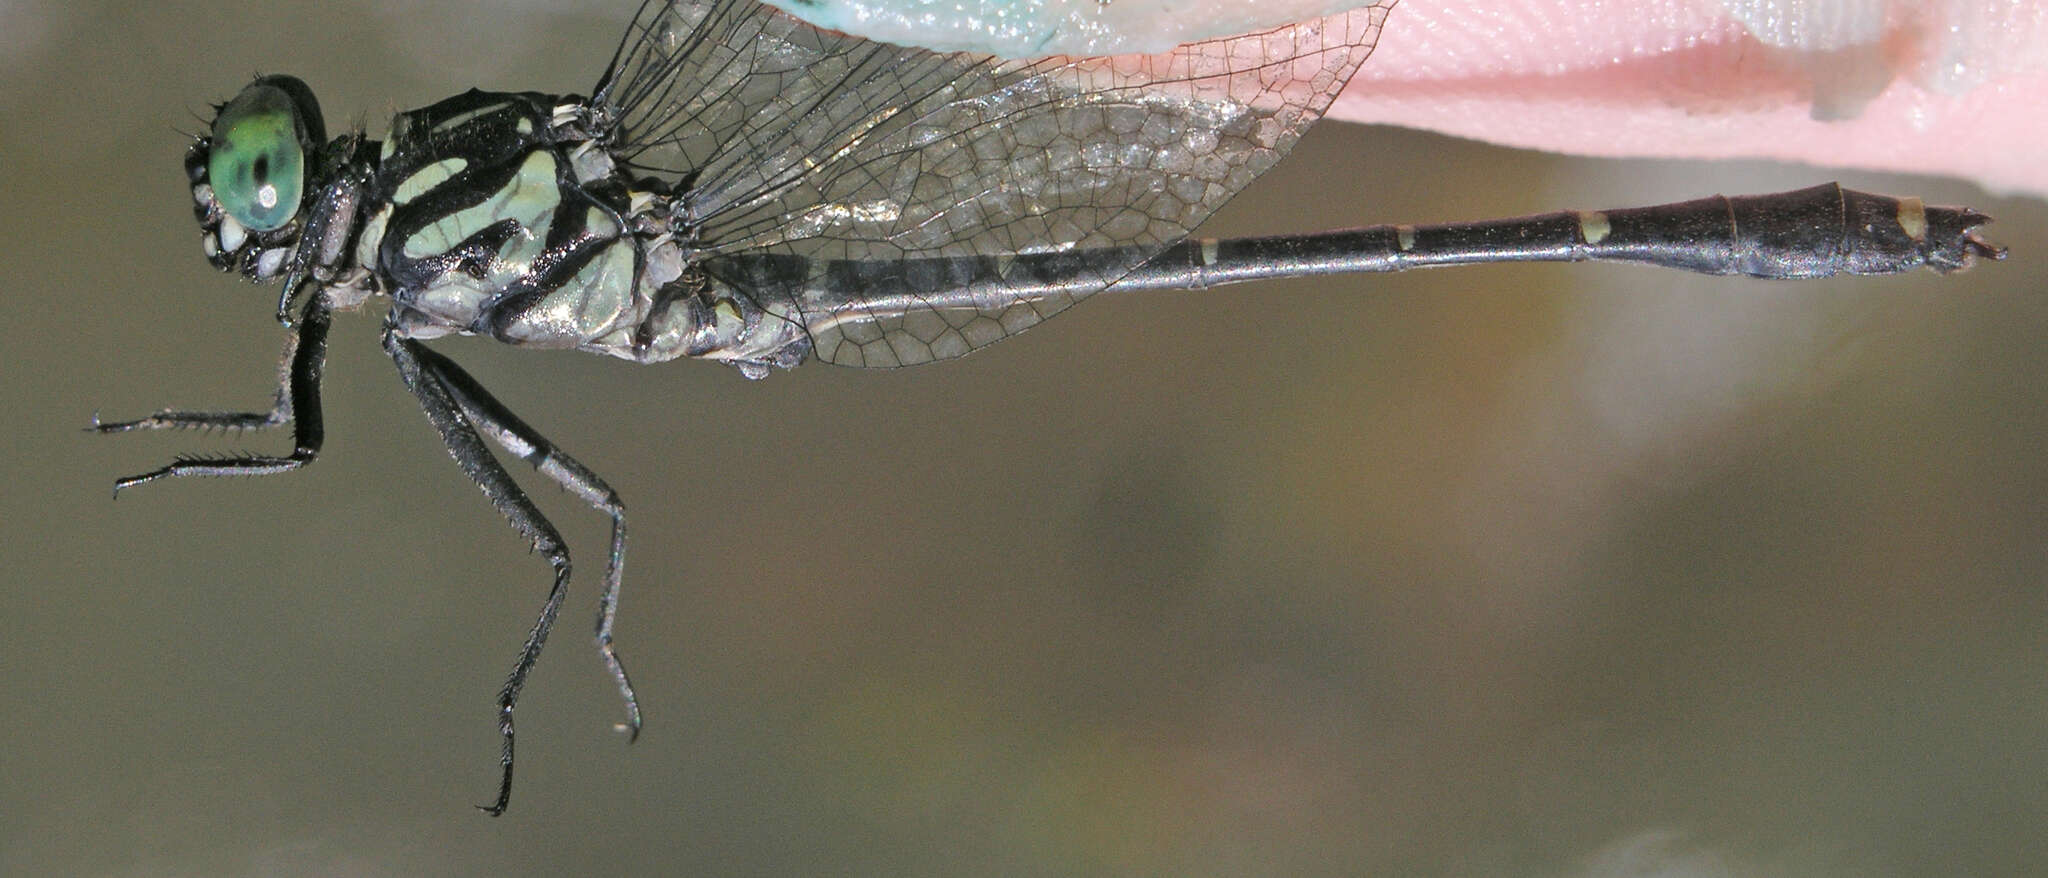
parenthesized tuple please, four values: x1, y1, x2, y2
(600, 0, 1392, 367)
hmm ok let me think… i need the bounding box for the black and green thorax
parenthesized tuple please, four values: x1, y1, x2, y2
(353, 88, 658, 351)
(188, 78, 774, 365)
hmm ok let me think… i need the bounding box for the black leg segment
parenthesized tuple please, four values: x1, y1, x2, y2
(95, 296, 333, 492)
(385, 326, 639, 817)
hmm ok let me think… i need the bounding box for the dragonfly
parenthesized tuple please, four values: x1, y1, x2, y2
(96, 0, 2003, 815)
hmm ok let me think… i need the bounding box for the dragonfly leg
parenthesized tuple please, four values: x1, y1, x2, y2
(384, 327, 637, 816)
(405, 341, 641, 743)
(94, 296, 332, 493)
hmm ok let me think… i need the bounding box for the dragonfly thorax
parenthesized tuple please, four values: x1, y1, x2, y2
(315, 87, 793, 373)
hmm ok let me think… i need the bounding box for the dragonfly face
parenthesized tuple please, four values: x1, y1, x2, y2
(189, 75, 326, 282)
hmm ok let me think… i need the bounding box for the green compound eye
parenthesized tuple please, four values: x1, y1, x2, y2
(208, 83, 306, 232)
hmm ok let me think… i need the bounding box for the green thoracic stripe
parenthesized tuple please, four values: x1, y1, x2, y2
(402, 150, 559, 261)
(393, 158, 469, 205)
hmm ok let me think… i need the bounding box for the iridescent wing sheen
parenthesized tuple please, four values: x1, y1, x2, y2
(596, 0, 1391, 367)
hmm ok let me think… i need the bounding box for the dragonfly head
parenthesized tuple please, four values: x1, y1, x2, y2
(188, 75, 326, 281)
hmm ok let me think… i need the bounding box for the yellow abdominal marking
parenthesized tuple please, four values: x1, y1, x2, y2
(1577, 210, 1611, 245)
(1897, 197, 1928, 241)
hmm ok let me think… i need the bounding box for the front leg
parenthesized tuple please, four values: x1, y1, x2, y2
(95, 296, 332, 492)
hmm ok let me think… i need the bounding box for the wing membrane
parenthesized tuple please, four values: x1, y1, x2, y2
(598, 0, 1391, 366)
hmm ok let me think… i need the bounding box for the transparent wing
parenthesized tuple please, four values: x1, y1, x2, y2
(596, 0, 1391, 367)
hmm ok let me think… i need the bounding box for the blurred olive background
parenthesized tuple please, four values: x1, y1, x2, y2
(3, 1, 2042, 875)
